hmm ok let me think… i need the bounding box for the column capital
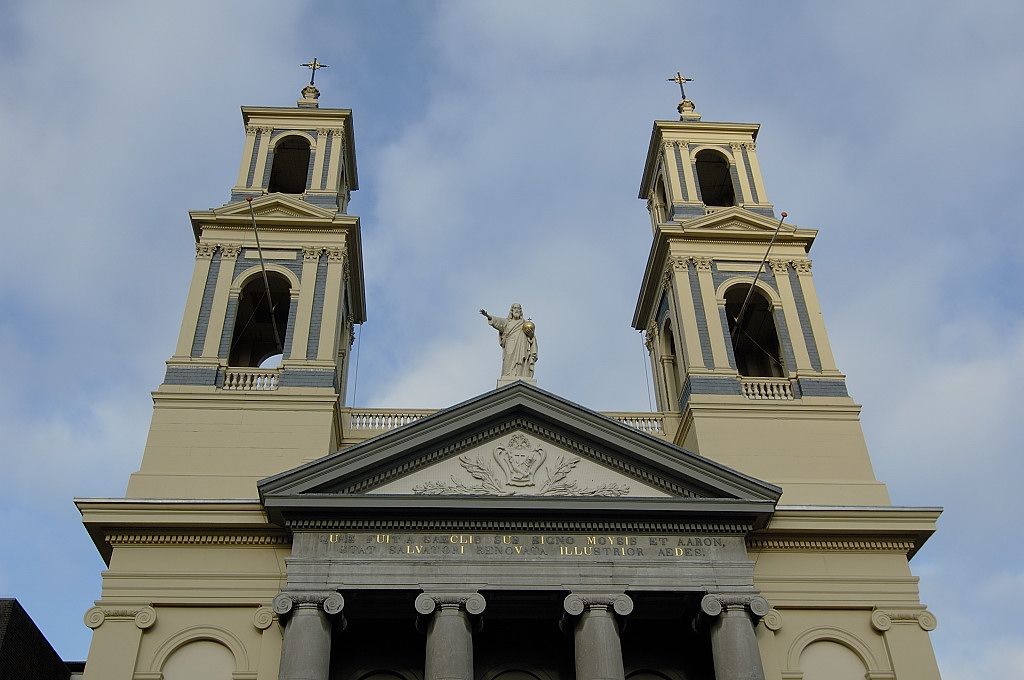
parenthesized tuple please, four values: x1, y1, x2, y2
(791, 259, 813, 274)
(768, 258, 790, 274)
(195, 242, 217, 259)
(272, 591, 345, 617)
(700, 593, 770, 619)
(871, 607, 937, 632)
(415, 592, 486, 616)
(564, 593, 634, 616)
(219, 243, 241, 259)
(690, 256, 714, 271)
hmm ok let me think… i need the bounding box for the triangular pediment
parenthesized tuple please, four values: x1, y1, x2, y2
(259, 383, 780, 527)
(213, 194, 337, 219)
(681, 207, 811, 238)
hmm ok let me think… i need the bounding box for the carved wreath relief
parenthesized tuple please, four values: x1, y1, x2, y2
(413, 433, 630, 497)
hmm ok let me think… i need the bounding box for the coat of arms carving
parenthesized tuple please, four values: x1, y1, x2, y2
(493, 433, 545, 486)
(412, 433, 630, 497)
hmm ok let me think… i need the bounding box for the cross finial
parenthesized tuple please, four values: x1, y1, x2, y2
(667, 71, 693, 100)
(301, 58, 329, 86)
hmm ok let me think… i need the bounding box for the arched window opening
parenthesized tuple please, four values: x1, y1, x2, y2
(660, 321, 680, 410)
(724, 284, 785, 377)
(268, 135, 311, 194)
(653, 177, 669, 222)
(695, 150, 735, 207)
(228, 273, 291, 367)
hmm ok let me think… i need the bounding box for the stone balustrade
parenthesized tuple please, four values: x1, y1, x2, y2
(222, 368, 280, 391)
(345, 409, 666, 435)
(739, 377, 794, 400)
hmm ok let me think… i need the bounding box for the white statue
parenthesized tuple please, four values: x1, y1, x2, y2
(480, 304, 538, 379)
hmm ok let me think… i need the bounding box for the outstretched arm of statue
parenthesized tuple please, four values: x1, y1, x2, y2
(479, 308, 490, 320)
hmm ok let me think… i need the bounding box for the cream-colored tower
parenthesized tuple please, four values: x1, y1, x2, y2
(633, 103, 887, 506)
(126, 95, 366, 499)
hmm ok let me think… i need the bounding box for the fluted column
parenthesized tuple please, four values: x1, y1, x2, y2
(273, 591, 345, 680)
(416, 592, 486, 680)
(563, 593, 633, 680)
(700, 593, 769, 680)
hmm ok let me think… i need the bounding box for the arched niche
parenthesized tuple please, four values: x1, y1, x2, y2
(786, 626, 880, 679)
(148, 624, 250, 676)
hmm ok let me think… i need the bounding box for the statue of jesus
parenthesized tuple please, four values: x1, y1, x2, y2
(480, 304, 538, 379)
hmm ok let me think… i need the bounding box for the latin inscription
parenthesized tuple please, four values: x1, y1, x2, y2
(309, 532, 737, 562)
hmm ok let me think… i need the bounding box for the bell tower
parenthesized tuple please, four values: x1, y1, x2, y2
(633, 91, 889, 505)
(126, 78, 365, 499)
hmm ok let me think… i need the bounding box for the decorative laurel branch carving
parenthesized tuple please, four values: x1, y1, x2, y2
(413, 454, 629, 497)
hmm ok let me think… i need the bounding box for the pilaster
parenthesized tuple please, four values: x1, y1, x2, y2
(316, 248, 346, 361)
(731, 142, 755, 204)
(792, 260, 839, 373)
(678, 141, 699, 203)
(662, 141, 684, 205)
(769, 260, 812, 372)
(236, 125, 259, 189)
(693, 257, 731, 369)
(744, 143, 768, 205)
(202, 244, 240, 359)
(311, 128, 329, 192)
(325, 127, 344, 193)
(871, 608, 940, 680)
(290, 246, 322, 361)
(81, 605, 156, 680)
(670, 256, 704, 372)
(174, 243, 216, 358)
(251, 126, 273, 190)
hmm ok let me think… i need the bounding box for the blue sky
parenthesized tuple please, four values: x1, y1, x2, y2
(1, 1, 1022, 675)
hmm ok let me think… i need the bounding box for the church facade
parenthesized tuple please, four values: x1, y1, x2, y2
(76, 82, 942, 680)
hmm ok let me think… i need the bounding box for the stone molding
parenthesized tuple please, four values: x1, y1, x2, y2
(747, 536, 916, 553)
(326, 247, 345, 262)
(870, 607, 937, 632)
(671, 256, 691, 271)
(245, 125, 259, 135)
(700, 593, 770, 619)
(272, 591, 345, 617)
(105, 532, 289, 547)
(287, 518, 751, 534)
(252, 606, 276, 630)
(415, 592, 487, 616)
(303, 246, 323, 261)
(563, 593, 634, 616)
(744, 142, 757, 151)
(84, 605, 157, 630)
(769, 258, 790, 274)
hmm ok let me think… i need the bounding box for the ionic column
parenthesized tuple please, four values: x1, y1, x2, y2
(235, 125, 259, 189)
(311, 128, 329, 191)
(201, 244, 240, 359)
(662, 141, 684, 206)
(316, 247, 346, 361)
(700, 594, 769, 680)
(792, 260, 839, 373)
(769, 259, 812, 372)
(273, 591, 345, 680)
(692, 257, 731, 370)
(415, 592, 486, 680)
(563, 593, 633, 680)
(325, 127, 344, 193)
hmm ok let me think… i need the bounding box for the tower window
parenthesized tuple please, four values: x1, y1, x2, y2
(228, 272, 292, 367)
(724, 284, 784, 377)
(695, 150, 735, 207)
(268, 135, 311, 194)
